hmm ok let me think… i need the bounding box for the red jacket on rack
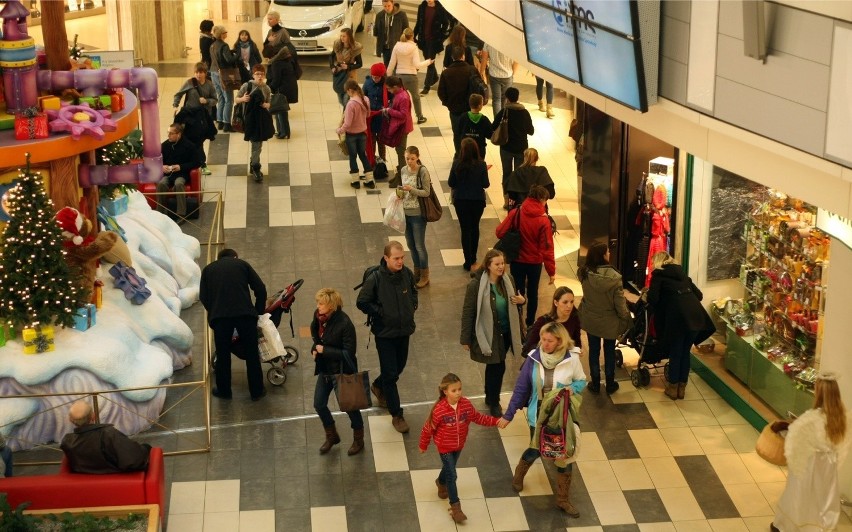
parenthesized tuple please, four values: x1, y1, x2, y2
(496, 197, 556, 276)
(419, 397, 500, 454)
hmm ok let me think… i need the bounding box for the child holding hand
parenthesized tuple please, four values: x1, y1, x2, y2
(419, 373, 508, 523)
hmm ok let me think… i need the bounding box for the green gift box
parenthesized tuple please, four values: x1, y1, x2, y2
(0, 112, 15, 131)
(79, 95, 112, 110)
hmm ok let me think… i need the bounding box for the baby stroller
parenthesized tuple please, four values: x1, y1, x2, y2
(619, 297, 670, 388)
(213, 279, 303, 386)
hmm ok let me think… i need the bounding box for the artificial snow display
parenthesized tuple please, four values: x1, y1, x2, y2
(0, 192, 201, 451)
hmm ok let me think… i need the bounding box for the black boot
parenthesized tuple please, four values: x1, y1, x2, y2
(250, 163, 263, 182)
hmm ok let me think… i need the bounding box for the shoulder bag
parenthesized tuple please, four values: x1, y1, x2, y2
(416, 166, 443, 222)
(218, 46, 243, 91)
(334, 350, 372, 411)
(494, 206, 522, 262)
(491, 109, 509, 146)
(269, 93, 290, 114)
(539, 389, 575, 460)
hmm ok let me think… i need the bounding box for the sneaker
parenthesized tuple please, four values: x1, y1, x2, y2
(392, 415, 410, 434)
(605, 381, 620, 394)
(252, 169, 263, 182)
(417, 117, 427, 124)
(370, 383, 387, 408)
(364, 180, 376, 189)
(201, 166, 211, 175)
(350, 181, 361, 189)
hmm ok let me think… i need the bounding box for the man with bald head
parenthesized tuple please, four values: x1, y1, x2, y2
(60, 400, 151, 474)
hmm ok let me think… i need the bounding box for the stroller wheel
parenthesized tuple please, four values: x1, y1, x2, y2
(664, 362, 670, 383)
(631, 370, 642, 388)
(615, 349, 624, 368)
(640, 367, 651, 387)
(282, 346, 299, 365)
(267, 367, 287, 386)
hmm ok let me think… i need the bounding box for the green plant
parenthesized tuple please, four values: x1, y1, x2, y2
(42, 510, 145, 531)
(97, 129, 143, 166)
(99, 183, 137, 200)
(0, 493, 39, 531)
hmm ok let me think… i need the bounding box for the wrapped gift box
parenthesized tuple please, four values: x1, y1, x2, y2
(38, 95, 61, 111)
(72, 303, 97, 331)
(79, 95, 112, 110)
(22, 325, 55, 354)
(92, 279, 104, 309)
(0, 324, 14, 347)
(100, 194, 128, 216)
(15, 109, 48, 140)
(109, 261, 151, 305)
(0, 112, 13, 130)
(110, 91, 125, 112)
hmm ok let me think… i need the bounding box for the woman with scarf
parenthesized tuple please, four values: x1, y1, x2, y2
(330, 28, 363, 107)
(460, 248, 525, 418)
(233, 30, 262, 83)
(311, 288, 365, 456)
(502, 321, 587, 518)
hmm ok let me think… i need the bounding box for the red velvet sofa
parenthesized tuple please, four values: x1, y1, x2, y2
(0, 447, 165, 523)
(139, 167, 202, 216)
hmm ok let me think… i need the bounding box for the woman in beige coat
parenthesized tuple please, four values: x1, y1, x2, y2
(577, 242, 631, 394)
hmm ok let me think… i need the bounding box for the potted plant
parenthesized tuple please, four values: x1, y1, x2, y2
(0, 494, 157, 531)
(97, 129, 142, 216)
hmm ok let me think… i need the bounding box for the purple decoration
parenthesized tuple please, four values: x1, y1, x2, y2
(46, 104, 117, 140)
(0, 0, 30, 41)
(3, 62, 38, 113)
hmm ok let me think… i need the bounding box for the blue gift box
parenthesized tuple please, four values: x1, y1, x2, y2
(100, 194, 128, 216)
(72, 304, 97, 331)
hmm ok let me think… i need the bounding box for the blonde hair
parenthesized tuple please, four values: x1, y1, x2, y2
(814, 375, 847, 445)
(315, 288, 342, 313)
(520, 148, 539, 167)
(426, 373, 462, 429)
(400, 27, 414, 42)
(539, 321, 574, 353)
(212, 25, 227, 39)
(651, 251, 676, 270)
(267, 10, 280, 21)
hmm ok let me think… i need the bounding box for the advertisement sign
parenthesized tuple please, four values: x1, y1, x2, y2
(87, 50, 135, 70)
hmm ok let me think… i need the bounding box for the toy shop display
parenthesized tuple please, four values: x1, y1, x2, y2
(736, 190, 829, 389)
(72, 303, 97, 331)
(14, 106, 47, 139)
(22, 325, 55, 353)
(109, 260, 152, 305)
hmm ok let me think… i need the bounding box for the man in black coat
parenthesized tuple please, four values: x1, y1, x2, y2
(414, 0, 450, 93)
(356, 241, 417, 434)
(438, 46, 480, 151)
(157, 123, 199, 218)
(200, 248, 268, 400)
(60, 400, 151, 474)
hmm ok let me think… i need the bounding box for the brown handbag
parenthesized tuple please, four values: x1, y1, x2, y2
(416, 166, 443, 222)
(755, 424, 787, 466)
(334, 350, 372, 411)
(219, 67, 242, 91)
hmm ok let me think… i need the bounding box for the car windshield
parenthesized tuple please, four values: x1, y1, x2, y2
(272, 0, 341, 6)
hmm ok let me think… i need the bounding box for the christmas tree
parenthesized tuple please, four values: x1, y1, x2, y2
(0, 154, 82, 330)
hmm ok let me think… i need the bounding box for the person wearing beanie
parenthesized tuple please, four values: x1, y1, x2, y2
(364, 62, 392, 166)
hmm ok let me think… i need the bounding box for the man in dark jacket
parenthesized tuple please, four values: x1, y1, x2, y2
(414, 0, 450, 93)
(60, 400, 151, 474)
(373, 0, 409, 66)
(200, 248, 268, 400)
(493, 87, 534, 210)
(356, 241, 417, 434)
(438, 46, 480, 151)
(157, 123, 199, 218)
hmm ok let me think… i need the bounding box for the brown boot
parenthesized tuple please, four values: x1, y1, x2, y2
(555, 471, 580, 517)
(347, 428, 364, 456)
(319, 424, 341, 454)
(370, 383, 387, 408)
(415, 268, 430, 289)
(511, 457, 534, 492)
(677, 382, 687, 399)
(412, 267, 421, 284)
(448, 502, 467, 523)
(435, 478, 448, 499)
(665, 381, 679, 400)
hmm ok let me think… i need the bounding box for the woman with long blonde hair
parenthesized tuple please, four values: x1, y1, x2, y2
(771, 373, 848, 531)
(505, 147, 555, 206)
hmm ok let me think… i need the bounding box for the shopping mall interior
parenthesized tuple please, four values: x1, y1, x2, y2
(1, 0, 851, 531)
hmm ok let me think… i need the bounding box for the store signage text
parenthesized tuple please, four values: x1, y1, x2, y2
(816, 208, 852, 251)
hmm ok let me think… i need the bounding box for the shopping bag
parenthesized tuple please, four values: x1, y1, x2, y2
(755, 424, 787, 466)
(383, 193, 406, 233)
(269, 93, 290, 114)
(334, 350, 372, 411)
(257, 313, 286, 362)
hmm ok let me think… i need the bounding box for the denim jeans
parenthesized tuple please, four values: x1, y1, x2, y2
(373, 336, 410, 417)
(345, 133, 372, 174)
(210, 72, 233, 124)
(314, 375, 364, 429)
(489, 75, 512, 116)
(587, 333, 617, 385)
(275, 112, 290, 137)
(405, 214, 428, 268)
(439, 450, 461, 503)
(668, 331, 697, 383)
(453, 199, 485, 268)
(510, 261, 542, 326)
(535, 77, 554, 104)
(250, 140, 263, 167)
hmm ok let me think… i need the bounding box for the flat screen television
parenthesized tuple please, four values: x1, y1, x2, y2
(520, 0, 655, 112)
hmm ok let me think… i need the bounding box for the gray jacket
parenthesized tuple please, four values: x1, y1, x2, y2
(460, 270, 523, 364)
(373, 5, 409, 54)
(578, 265, 631, 339)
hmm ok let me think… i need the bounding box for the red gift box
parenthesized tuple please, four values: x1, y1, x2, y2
(110, 92, 125, 112)
(14, 108, 48, 140)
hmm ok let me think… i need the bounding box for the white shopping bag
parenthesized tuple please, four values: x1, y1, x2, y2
(383, 193, 406, 233)
(257, 313, 286, 362)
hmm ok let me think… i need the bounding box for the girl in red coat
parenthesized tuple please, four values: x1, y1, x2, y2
(419, 373, 505, 523)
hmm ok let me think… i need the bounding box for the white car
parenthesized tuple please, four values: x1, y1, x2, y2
(265, 0, 365, 56)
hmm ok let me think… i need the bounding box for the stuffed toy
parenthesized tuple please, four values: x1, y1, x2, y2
(55, 207, 119, 296)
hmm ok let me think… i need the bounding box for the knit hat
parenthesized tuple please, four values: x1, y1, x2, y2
(55, 206, 84, 245)
(370, 63, 386, 77)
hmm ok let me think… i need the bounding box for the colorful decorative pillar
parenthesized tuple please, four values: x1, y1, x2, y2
(0, 0, 38, 113)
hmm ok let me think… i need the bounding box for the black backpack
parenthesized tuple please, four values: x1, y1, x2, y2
(354, 265, 380, 291)
(469, 71, 490, 104)
(373, 161, 388, 180)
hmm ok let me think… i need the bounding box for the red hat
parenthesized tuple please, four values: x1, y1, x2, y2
(370, 63, 386, 77)
(55, 207, 84, 246)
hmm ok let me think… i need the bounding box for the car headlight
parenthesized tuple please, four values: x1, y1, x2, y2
(326, 13, 345, 31)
